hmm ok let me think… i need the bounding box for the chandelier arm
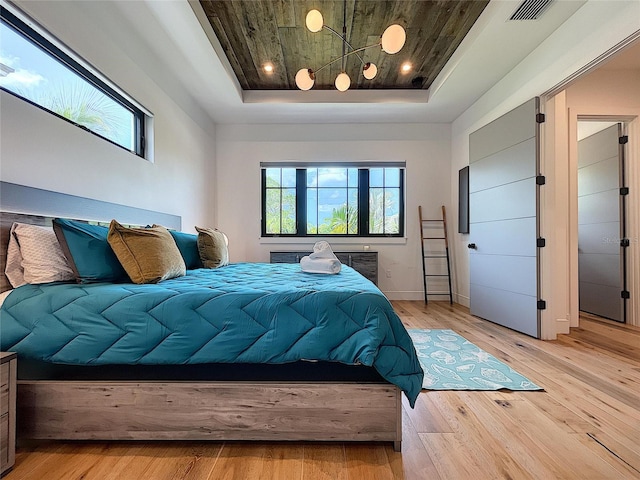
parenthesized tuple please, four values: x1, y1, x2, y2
(313, 43, 382, 75)
(322, 25, 366, 65)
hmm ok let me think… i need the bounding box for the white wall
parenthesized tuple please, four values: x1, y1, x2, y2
(0, 1, 217, 232)
(215, 123, 451, 300)
(448, 0, 640, 337)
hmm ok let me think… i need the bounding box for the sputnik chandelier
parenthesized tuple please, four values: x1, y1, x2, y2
(295, 1, 406, 92)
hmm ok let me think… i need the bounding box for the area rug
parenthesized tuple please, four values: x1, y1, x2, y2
(408, 329, 542, 391)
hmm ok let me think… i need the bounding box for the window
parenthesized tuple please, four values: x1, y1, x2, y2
(0, 7, 147, 157)
(261, 163, 405, 237)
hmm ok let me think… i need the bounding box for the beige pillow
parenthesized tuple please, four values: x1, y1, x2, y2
(7, 223, 75, 286)
(107, 220, 186, 284)
(195, 226, 229, 269)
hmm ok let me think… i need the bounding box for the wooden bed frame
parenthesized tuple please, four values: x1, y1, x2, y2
(0, 191, 402, 451)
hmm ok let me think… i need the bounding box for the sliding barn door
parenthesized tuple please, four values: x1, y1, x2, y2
(468, 98, 542, 338)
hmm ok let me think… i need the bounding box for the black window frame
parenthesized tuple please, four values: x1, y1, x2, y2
(0, 6, 147, 158)
(261, 164, 405, 238)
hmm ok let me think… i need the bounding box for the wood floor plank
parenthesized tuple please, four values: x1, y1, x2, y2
(579, 430, 640, 475)
(9, 443, 108, 480)
(7, 442, 69, 480)
(426, 391, 538, 480)
(6, 302, 640, 480)
(107, 444, 176, 480)
(344, 444, 396, 480)
(418, 432, 486, 480)
(390, 409, 441, 480)
(209, 443, 303, 480)
(472, 389, 630, 479)
(301, 444, 346, 480)
(450, 391, 583, 479)
(401, 392, 452, 434)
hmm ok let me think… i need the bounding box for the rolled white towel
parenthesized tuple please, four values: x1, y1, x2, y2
(300, 256, 341, 274)
(309, 240, 337, 260)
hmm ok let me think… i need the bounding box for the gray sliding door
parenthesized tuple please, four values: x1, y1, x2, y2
(577, 124, 625, 322)
(468, 98, 542, 338)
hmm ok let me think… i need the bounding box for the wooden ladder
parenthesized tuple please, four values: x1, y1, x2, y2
(418, 205, 453, 304)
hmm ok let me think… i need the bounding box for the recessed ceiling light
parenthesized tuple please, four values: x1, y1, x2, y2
(401, 62, 412, 74)
(263, 63, 274, 74)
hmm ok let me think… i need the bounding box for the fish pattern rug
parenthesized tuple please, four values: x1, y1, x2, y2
(408, 329, 542, 391)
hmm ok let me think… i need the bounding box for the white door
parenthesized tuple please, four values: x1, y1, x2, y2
(468, 98, 542, 338)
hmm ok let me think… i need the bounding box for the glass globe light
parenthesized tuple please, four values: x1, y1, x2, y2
(335, 72, 351, 91)
(363, 62, 377, 80)
(305, 10, 323, 33)
(381, 24, 406, 54)
(295, 68, 315, 90)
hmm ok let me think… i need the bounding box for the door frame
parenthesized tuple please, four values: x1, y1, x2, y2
(575, 121, 627, 322)
(542, 101, 639, 330)
(569, 113, 638, 327)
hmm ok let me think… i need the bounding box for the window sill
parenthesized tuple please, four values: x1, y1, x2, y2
(259, 237, 407, 246)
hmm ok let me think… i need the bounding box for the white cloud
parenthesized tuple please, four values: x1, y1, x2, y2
(0, 68, 45, 89)
(0, 54, 45, 89)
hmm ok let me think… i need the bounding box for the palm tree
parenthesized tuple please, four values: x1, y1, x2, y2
(15, 82, 128, 143)
(43, 83, 126, 138)
(319, 204, 358, 234)
(265, 176, 296, 234)
(369, 189, 399, 234)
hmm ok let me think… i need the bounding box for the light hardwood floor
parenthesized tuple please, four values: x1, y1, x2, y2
(5, 302, 640, 480)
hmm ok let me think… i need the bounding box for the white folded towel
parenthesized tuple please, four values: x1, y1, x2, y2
(309, 240, 336, 259)
(300, 256, 342, 274)
(300, 241, 341, 274)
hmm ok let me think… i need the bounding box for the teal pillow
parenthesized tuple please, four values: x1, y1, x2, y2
(53, 218, 128, 283)
(169, 230, 203, 270)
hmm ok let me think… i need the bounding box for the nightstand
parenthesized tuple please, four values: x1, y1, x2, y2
(0, 352, 16, 476)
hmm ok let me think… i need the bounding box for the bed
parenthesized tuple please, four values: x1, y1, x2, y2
(0, 185, 423, 451)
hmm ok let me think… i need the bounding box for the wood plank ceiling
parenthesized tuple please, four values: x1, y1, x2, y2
(199, 0, 489, 91)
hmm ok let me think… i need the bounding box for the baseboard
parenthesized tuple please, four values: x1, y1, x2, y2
(454, 293, 470, 308)
(383, 291, 424, 301)
(555, 318, 570, 335)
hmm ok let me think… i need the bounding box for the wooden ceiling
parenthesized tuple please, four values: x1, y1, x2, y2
(199, 0, 489, 91)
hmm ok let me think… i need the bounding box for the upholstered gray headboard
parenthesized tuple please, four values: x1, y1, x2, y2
(0, 182, 181, 292)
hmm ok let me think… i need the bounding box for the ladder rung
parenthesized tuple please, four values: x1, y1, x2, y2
(426, 274, 449, 277)
(421, 219, 444, 222)
(424, 255, 447, 258)
(422, 237, 445, 240)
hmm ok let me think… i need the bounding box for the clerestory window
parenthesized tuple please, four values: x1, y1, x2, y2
(0, 6, 149, 158)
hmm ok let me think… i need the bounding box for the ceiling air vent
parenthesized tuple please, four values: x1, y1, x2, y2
(510, 0, 553, 20)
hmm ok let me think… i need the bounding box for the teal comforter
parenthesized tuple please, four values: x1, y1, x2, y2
(0, 263, 423, 405)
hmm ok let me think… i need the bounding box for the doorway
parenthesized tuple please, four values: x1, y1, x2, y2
(576, 121, 628, 322)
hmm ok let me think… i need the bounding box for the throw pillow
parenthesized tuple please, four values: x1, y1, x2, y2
(167, 229, 203, 270)
(53, 218, 128, 283)
(108, 220, 186, 284)
(6, 223, 75, 286)
(195, 226, 229, 269)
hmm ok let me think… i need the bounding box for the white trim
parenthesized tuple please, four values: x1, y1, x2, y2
(542, 29, 640, 100)
(626, 118, 640, 326)
(555, 318, 570, 335)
